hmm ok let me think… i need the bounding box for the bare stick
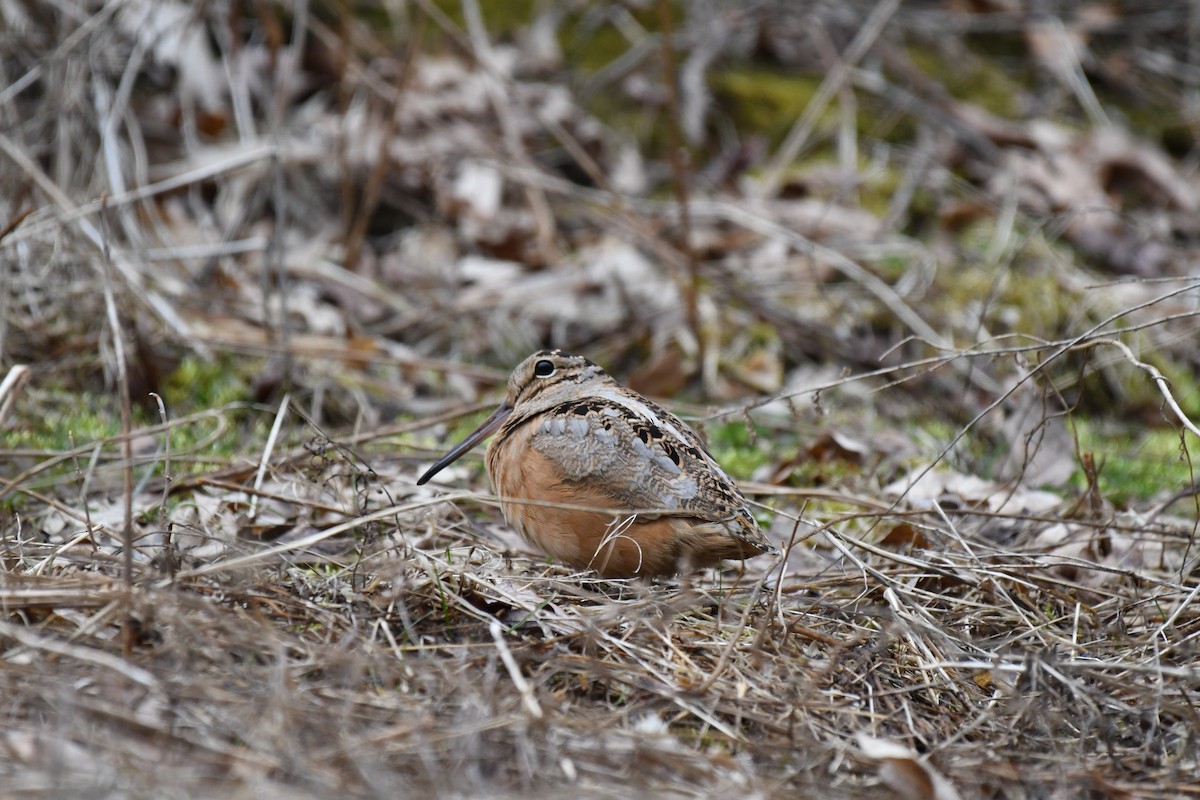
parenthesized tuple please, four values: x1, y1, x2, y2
(150, 392, 175, 578)
(1095, 338, 1200, 439)
(757, 0, 900, 197)
(461, 0, 559, 263)
(99, 195, 136, 656)
(248, 393, 291, 522)
(170, 494, 471, 581)
(0, 620, 160, 692)
(344, 9, 423, 271)
(490, 620, 544, 720)
(0, 365, 30, 428)
(67, 433, 99, 552)
(655, 0, 704, 383)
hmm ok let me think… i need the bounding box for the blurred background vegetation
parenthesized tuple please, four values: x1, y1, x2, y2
(1, 1, 1199, 796)
(3, 0, 1197, 506)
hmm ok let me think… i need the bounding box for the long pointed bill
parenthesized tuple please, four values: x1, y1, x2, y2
(416, 403, 513, 485)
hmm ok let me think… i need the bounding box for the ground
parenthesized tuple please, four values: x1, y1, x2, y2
(1, 2, 1199, 797)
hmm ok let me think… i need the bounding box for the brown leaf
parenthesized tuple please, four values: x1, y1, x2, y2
(805, 431, 871, 464)
(879, 523, 929, 551)
(857, 734, 962, 800)
(627, 345, 692, 398)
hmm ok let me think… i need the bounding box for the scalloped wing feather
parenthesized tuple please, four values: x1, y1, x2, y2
(526, 395, 768, 553)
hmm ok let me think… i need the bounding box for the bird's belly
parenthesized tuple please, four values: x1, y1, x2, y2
(487, 437, 682, 577)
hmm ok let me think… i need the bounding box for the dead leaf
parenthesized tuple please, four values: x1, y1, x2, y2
(991, 378, 1076, 488)
(1033, 518, 1174, 590)
(884, 469, 1062, 515)
(805, 431, 871, 464)
(857, 734, 962, 800)
(627, 344, 692, 398)
(879, 523, 929, 551)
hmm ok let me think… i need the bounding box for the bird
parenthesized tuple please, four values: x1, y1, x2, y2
(416, 349, 775, 578)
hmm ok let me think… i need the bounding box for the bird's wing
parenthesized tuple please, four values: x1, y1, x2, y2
(527, 396, 752, 530)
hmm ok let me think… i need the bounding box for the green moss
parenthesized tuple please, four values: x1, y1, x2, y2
(0, 390, 123, 452)
(781, 456, 861, 491)
(0, 360, 263, 499)
(908, 46, 1022, 119)
(561, 1, 682, 71)
(873, 252, 914, 281)
(857, 166, 902, 218)
(858, 165, 940, 229)
(929, 220, 1080, 338)
(704, 420, 776, 480)
(710, 67, 825, 148)
(428, 0, 538, 38)
(162, 356, 253, 412)
(1069, 420, 1197, 507)
(562, 16, 632, 73)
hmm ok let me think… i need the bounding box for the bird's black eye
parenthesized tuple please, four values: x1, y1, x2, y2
(533, 359, 556, 378)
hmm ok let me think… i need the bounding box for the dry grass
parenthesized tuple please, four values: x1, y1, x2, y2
(3, 1, 1200, 797)
(3, 413, 1198, 796)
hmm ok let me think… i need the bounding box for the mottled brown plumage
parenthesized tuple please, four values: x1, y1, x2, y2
(417, 350, 775, 577)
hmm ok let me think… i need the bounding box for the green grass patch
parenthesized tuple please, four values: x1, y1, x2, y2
(0, 391, 122, 452)
(703, 420, 779, 480)
(710, 67, 824, 149)
(0, 356, 269, 501)
(1069, 419, 1197, 507)
(908, 44, 1022, 119)
(162, 356, 254, 412)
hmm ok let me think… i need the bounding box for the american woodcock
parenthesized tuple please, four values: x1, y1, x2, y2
(417, 350, 775, 578)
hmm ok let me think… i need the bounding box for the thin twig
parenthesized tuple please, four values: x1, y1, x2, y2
(757, 0, 901, 197)
(461, 0, 559, 264)
(655, 0, 704, 382)
(0, 364, 30, 428)
(98, 195, 136, 657)
(248, 393, 291, 522)
(489, 619, 544, 720)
